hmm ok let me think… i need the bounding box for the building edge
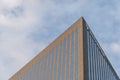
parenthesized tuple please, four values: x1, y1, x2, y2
(82, 18, 120, 80)
(9, 17, 84, 80)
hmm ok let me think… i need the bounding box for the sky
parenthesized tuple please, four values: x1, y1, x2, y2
(0, 0, 120, 79)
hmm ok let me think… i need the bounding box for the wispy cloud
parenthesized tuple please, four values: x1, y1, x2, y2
(0, 0, 120, 79)
(110, 43, 120, 54)
(0, 0, 47, 79)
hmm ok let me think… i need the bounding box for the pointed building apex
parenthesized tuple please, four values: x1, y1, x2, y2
(80, 16, 84, 19)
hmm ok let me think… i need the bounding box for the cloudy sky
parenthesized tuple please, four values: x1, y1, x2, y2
(0, 0, 120, 79)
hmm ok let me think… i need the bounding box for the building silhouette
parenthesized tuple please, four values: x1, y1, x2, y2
(9, 17, 120, 80)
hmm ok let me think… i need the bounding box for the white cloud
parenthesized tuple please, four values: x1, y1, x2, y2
(0, 31, 46, 79)
(0, 0, 42, 31)
(0, 0, 120, 79)
(0, 0, 46, 80)
(110, 43, 120, 54)
(0, 0, 23, 9)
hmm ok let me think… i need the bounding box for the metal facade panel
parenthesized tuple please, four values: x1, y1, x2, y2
(83, 19, 120, 80)
(9, 17, 84, 80)
(10, 17, 119, 80)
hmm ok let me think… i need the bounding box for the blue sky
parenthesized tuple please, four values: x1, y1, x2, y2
(0, 0, 120, 79)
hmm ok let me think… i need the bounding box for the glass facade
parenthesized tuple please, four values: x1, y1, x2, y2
(10, 17, 119, 80)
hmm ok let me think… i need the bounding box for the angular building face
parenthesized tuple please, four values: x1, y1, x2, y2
(9, 17, 120, 80)
(82, 19, 120, 80)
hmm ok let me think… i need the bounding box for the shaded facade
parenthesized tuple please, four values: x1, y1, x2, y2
(9, 17, 120, 80)
(82, 19, 120, 80)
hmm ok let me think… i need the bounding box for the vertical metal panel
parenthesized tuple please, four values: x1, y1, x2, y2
(70, 31, 74, 80)
(27, 67, 32, 80)
(83, 19, 89, 80)
(92, 38, 95, 80)
(58, 43, 60, 80)
(41, 56, 45, 80)
(87, 31, 91, 80)
(52, 48, 55, 80)
(66, 34, 69, 80)
(70, 31, 72, 80)
(60, 40, 62, 80)
(94, 44, 97, 80)
(84, 18, 120, 80)
(54, 46, 56, 80)
(21, 72, 26, 80)
(50, 49, 52, 80)
(48, 51, 50, 80)
(36, 60, 43, 80)
(75, 27, 78, 80)
(62, 38, 64, 80)
(99, 52, 102, 80)
(73, 29, 76, 80)
(78, 17, 84, 80)
(36, 60, 40, 80)
(68, 34, 71, 80)
(64, 37, 67, 80)
(46, 53, 49, 80)
(96, 47, 100, 80)
(32, 63, 38, 80)
(56, 44, 58, 80)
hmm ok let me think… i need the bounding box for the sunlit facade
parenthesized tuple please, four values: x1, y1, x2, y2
(9, 17, 119, 80)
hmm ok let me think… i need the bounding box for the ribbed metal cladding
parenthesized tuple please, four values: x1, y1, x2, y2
(83, 18, 89, 80)
(10, 18, 81, 80)
(83, 18, 120, 80)
(9, 17, 120, 80)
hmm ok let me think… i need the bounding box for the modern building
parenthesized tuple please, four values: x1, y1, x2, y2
(9, 17, 120, 80)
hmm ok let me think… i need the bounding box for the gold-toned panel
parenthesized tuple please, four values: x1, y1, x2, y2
(9, 17, 84, 80)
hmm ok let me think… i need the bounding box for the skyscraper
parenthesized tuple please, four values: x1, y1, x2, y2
(9, 17, 120, 80)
